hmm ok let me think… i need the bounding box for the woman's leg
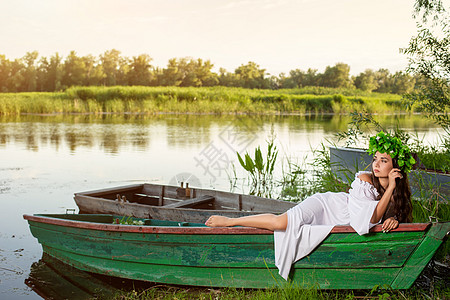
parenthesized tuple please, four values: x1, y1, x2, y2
(205, 213, 287, 231)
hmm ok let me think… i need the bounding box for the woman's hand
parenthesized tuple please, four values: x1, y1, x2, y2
(388, 168, 403, 189)
(382, 217, 399, 233)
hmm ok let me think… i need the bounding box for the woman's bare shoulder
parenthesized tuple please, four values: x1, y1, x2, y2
(358, 172, 373, 185)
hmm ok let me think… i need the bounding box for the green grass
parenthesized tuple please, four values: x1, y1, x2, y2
(409, 133, 450, 173)
(416, 150, 450, 173)
(111, 284, 450, 300)
(0, 86, 405, 115)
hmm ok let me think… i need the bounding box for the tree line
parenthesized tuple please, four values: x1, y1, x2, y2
(0, 49, 423, 94)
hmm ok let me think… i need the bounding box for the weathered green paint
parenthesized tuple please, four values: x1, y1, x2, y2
(28, 223, 421, 268)
(390, 222, 449, 289)
(25, 214, 449, 289)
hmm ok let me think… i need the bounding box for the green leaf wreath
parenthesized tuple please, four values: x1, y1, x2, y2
(367, 131, 416, 173)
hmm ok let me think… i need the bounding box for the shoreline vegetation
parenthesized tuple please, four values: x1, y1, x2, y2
(0, 86, 413, 115)
(0, 51, 420, 94)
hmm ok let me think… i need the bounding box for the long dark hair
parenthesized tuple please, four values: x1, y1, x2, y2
(371, 157, 413, 223)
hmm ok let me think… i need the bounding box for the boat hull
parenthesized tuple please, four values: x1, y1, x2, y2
(24, 214, 449, 289)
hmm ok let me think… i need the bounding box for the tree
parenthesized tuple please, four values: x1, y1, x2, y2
(37, 53, 63, 91)
(320, 63, 354, 88)
(6, 59, 25, 92)
(116, 56, 131, 86)
(83, 55, 105, 86)
(401, 0, 450, 130)
(159, 58, 183, 86)
(127, 54, 153, 86)
(0, 55, 11, 92)
(284, 69, 305, 88)
(373, 69, 395, 93)
(234, 62, 269, 89)
(100, 49, 122, 86)
(354, 69, 379, 92)
(191, 58, 218, 87)
(62, 51, 87, 87)
(303, 68, 320, 87)
(158, 58, 218, 87)
(218, 68, 237, 87)
(392, 72, 416, 94)
(22, 51, 39, 92)
(277, 72, 294, 89)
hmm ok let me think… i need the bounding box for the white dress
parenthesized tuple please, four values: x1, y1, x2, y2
(274, 171, 380, 280)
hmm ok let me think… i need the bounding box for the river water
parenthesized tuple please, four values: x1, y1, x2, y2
(0, 114, 445, 299)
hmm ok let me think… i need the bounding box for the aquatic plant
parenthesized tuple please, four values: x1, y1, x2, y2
(237, 137, 278, 197)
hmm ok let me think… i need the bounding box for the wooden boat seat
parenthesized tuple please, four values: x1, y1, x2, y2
(164, 195, 215, 208)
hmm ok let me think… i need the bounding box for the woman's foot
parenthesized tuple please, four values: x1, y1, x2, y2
(205, 215, 232, 227)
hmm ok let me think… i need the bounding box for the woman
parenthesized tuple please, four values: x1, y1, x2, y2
(205, 131, 414, 279)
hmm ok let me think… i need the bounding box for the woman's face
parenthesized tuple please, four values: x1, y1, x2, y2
(372, 151, 394, 178)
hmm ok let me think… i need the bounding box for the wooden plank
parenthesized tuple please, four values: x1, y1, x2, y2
(238, 194, 242, 211)
(27, 219, 426, 267)
(73, 196, 282, 223)
(240, 194, 295, 211)
(164, 195, 215, 208)
(41, 244, 402, 289)
(28, 219, 427, 248)
(158, 186, 164, 206)
(24, 215, 430, 235)
(390, 222, 450, 289)
(74, 184, 143, 197)
(30, 223, 419, 269)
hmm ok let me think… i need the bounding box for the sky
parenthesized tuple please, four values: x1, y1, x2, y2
(0, 0, 434, 76)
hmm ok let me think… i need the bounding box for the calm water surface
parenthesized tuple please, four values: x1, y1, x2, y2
(0, 114, 444, 299)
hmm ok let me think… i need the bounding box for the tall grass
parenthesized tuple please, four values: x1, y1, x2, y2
(0, 86, 406, 115)
(409, 133, 450, 173)
(278, 142, 353, 202)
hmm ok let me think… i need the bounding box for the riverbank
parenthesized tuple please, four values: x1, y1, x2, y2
(0, 86, 405, 115)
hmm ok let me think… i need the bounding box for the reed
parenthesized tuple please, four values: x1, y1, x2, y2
(0, 86, 405, 115)
(237, 137, 278, 197)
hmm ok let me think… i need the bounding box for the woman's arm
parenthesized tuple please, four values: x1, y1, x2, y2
(370, 168, 402, 223)
(370, 185, 394, 223)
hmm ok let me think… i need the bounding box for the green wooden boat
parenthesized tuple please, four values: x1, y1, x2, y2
(23, 213, 449, 289)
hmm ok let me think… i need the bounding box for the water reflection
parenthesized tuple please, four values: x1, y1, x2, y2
(0, 114, 443, 155)
(165, 115, 213, 147)
(26, 253, 126, 299)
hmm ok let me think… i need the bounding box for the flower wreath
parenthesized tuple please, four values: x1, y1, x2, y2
(367, 131, 416, 173)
